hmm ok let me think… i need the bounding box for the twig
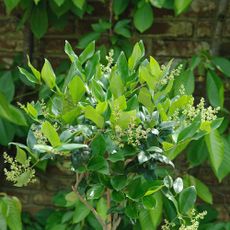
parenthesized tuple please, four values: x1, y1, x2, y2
(106, 189, 112, 230)
(72, 173, 107, 230)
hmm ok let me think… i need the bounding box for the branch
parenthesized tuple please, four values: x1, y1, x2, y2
(72, 173, 107, 230)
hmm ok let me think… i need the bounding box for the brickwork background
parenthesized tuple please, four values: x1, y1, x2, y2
(0, 0, 230, 221)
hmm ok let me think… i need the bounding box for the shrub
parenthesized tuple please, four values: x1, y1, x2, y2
(3, 41, 221, 230)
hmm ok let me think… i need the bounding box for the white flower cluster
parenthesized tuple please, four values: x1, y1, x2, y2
(160, 64, 183, 86)
(161, 209, 207, 230)
(101, 49, 114, 74)
(3, 152, 36, 186)
(183, 97, 220, 122)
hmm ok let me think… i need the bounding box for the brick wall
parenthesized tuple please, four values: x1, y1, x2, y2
(0, 0, 230, 221)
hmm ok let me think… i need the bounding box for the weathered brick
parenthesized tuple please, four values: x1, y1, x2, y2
(196, 21, 213, 38)
(151, 40, 210, 57)
(223, 19, 230, 37)
(145, 21, 193, 37)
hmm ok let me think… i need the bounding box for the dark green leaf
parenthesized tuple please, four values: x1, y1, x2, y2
(88, 155, 109, 174)
(212, 56, 230, 77)
(91, 134, 106, 155)
(142, 195, 156, 209)
(72, 200, 90, 223)
(205, 129, 224, 174)
(3, 0, 20, 14)
(30, 2, 48, 38)
(179, 186, 197, 214)
(111, 176, 127, 191)
(206, 71, 224, 107)
(113, 0, 129, 16)
(86, 184, 104, 200)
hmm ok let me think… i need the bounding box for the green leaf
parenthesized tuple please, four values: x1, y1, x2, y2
(30, 2, 48, 38)
(0, 72, 15, 102)
(110, 70, 124, 98)
(56, 143, 87, 151)
(15, 147, 27, 165)
(96, 198, 107, 221)
(0, 92, 27, 126)
(138, 87, 154, 112)
(68, 76, 86, 103)
(0, 213, 6, 230)
(88, 155, 109, 174)
(84, 105, 104, 128)
(41, 121, 61, 147)
(117, 52, 129, 82)
(72, 0, 85, 9)
(113, 0, 129, 16)
(185, 175, 213, 204)
(179, 186, 196, 214)
(125, 204, 138, 219)
(54, 0, 65, 6)
(205, 129, 224, 174)
(206, 71, 224, 108)
(111, 176, 127, 191)
(90, 79, 106, 102)
(72, 200, 90, 223)
(216, 135, 230, 182)
(27, 55, 41, 82)
(134, 3, 154, 33)
(177, 116, 201, 142)
(187, 138, 208, 167)
(0, 119, 15, 146)
(139, 192, 162, 230)
(212, 56, 230, 77)
(3, 0, 20, 14)
(18, 67, 40, 84)
(128, 41, 145, 70)
(174, 0, 192, 15)
(77, 32, 101, 49)
(79, 41, 95, 64)
(174, 70, 195, 95)
(91, 134, 106, 155)
(142, 195, 156, 209)
(86, 184, 104, 200)
(64, 40, 78, 62)
(126, 178, 147, 199)
(114, 20, 131, 38)
(116, 110, 136, 129)
(4, 196, 22, 230)
(149, 56, 162, 79)
(41, 59, 56, 89)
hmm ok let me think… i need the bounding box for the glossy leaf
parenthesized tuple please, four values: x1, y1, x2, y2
(68, 76, 86, 103)
(41, 59, 56, 89)
(205, 129, 224, 174)
(179, 186, 196, 214)
(134, 3, 154, 32)
(41, 121, 61, 147)
(174, 0, 192, 15)
(72, 200, 90, 223)
(3, 0, 20, 14)
(206, 71, 224, 108)
(113, 0, 129, 16)
(30, 2, 48, 38)
(79, 41, 95, 64)
(212, 56, 230, 77)
(84, 105, 104, 128)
